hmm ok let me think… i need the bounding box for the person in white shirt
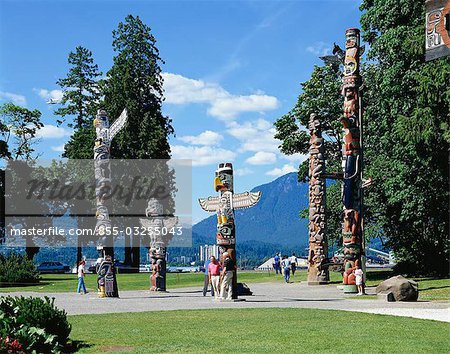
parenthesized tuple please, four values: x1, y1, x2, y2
(289, 253, 298, 276)
(354, 263, 364, 295)
(77, 260, 88, 294)
(282, 256, 291, 283)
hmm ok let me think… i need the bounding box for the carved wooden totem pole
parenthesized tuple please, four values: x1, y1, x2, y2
(198, 163, 261, 299)
(93, 109, 127, 298)
(139, 198, 178, 291)
(425, 0, 450, 61)
(340, 28, 364, 293)
(307, 114, 329, 284)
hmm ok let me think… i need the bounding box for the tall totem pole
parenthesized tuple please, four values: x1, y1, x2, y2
(307, 113, 329, 284)
(198, 163, 261, 299)
(93, 108, 127, 298)
(340, 28, 364, 293)
(139, 198, 178, 291)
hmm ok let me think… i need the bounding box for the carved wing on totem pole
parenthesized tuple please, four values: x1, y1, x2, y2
(198, 196, 220, 212)
(198, 191, 262, 212)
(232, 191, 261, 210)
(109, 108, 128, 141)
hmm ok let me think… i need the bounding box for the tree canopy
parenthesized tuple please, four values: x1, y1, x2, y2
(275, 0, 449, 276)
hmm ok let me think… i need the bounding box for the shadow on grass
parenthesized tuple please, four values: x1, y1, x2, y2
(365, 270, 394, 282)
(63, 340, 92, 353)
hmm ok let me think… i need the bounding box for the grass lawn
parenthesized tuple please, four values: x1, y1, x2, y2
(1, 269, 448, 300)
(68, 308, 450, 353)
(0, 270, 290, 293)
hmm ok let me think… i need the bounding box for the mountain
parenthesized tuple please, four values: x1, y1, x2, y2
(193, 172, 309, 249)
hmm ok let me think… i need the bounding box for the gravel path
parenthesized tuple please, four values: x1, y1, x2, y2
(5, 282, 449, 322)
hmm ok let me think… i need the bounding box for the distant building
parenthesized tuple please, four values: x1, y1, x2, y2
(199, 244, 220, 262)
(257, 257, 307, 271)
(172, 255, 193, 264)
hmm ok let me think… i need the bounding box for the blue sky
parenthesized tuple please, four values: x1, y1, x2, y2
(0, 0, 361, 223)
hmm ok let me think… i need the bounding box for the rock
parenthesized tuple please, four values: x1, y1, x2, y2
(376, 275, 418, 302)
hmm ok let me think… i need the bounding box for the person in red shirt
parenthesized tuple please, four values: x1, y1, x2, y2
(208, 256, 221, 300)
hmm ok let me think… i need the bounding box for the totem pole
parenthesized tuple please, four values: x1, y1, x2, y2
(198, 163, 261, 299)
(340, 28, 364, 293)
(139, 198, 178, 291)
(93, 108, 127, 298)
(425, 0, 450, 61)
(307, 114, 329, 284)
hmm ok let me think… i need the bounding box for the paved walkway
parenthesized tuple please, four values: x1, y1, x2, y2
(6, 282, 450, 322)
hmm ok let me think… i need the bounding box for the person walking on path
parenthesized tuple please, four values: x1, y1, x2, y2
(282, 256, 291, 283)
(208, 256, 221, 300)
(274, 253, 281, 274)
(355, 263, 365, 295)
(219, 252, 235, 300)
(77, 260, 88, 294)
(203, 258, 214, 297)
(290, 253, 298, 276)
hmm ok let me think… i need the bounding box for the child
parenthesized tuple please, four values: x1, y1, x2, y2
(354, 263, 364, 295)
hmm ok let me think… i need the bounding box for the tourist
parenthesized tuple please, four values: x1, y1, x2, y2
(203, 257, 214, 297)
(208, 256, 221, 299)
(219, 252, 235, 300)
(274, 253, 281, 274)
(77, 260, 88, 294)
(355, 263, 365, 295)
(282, 255, 291, 283)
(290, 252, 298, 276)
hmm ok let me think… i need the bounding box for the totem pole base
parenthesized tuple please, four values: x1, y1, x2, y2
(342, 284, 358, 293)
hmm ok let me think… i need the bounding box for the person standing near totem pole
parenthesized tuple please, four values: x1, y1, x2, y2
(219, 252, 235, 300)
(202, 257, 214, 297)
(208, 256, 221, 300)
(76, 260, 87, 294)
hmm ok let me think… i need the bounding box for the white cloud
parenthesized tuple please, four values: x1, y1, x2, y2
(245, 151, 276, 165)
(171, 145, 236, 166)
(162, 72, 279, 120)
(306, 41, 331, 56)
(36, 125, 72, 139)
(226, 119, 281, 153)
(208, 94, 279, 120)
(34, 88, 63, 102)
(178, 130, 223, 146)
(51, 144, 66, 152)
(266, 164, 297, 176)
(234, 167, 254, 176)
(0, 91, 27, 106)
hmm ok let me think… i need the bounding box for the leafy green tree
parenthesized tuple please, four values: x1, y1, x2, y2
(55, 46, 102, 129)
(0, 103, 43, 160)
(102, 15, 175, 268)
(0, 103, 44, 259)
(274, 64, 344, 245)
(360, 0, 449, 276)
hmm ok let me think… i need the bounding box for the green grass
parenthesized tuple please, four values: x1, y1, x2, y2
(68, 308, 450, 353)
(0, 271, 289, 293)
(2, 270, 448, 300)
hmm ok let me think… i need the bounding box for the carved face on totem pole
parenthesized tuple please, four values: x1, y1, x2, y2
(214, 163, 235, 248)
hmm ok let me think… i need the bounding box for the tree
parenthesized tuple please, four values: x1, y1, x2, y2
(0, 103, 44, 259)
(274, 64, 344, 245)
(0, 103, 43, 160)
(360, 0, 449, 276)
(55, 46, 102, 129)
(55, 46, 102, 263)
(102, 15, 175, 269)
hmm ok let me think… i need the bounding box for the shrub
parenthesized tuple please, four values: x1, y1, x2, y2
(0, 253, 40, 284)
(0, 296, 71, 353)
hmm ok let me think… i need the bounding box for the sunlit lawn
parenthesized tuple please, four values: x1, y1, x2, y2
(68, 308, 450, 353)
(1, 269, 448, 300)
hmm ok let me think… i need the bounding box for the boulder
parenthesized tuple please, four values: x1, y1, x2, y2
(376, 275, 418, 302)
